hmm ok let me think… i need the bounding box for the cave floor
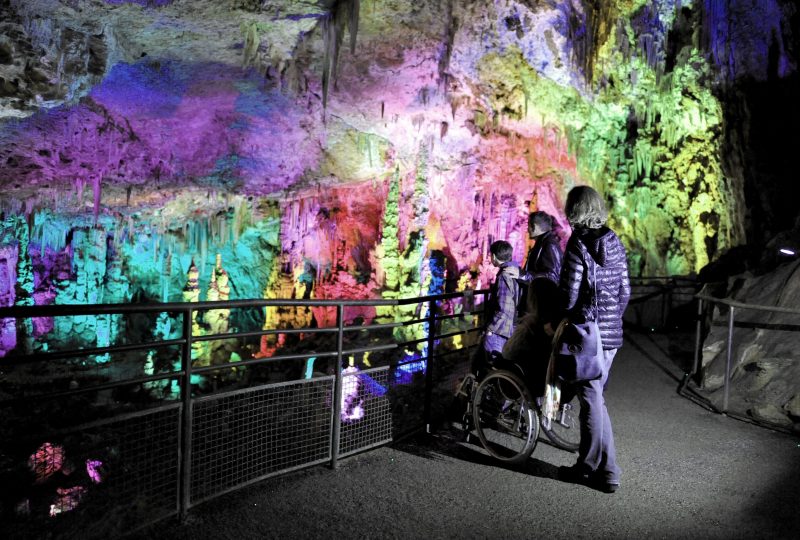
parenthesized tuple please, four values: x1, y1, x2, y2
(126, 327, 799, 539)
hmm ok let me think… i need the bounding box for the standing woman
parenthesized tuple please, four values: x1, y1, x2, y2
(558, 186, 630, 493)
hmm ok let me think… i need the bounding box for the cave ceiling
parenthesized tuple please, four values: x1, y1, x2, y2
(0, 0, 798, 277)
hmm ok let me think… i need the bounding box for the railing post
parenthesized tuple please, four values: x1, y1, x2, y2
(424, 298, 436, 434)
(692, 297, 704, 382)
(666, 280, 674, 329)
(331, 304, 344, 469)
(723, 306, 735, 413)
(179, 307, 193, 521)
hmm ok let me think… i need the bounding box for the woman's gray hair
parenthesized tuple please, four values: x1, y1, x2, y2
(565, 186, 607, 229)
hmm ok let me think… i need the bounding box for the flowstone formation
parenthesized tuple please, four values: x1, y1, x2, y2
(0, 1, 797, 365)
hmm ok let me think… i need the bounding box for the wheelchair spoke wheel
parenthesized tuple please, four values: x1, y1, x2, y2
(541, 392, 581, 452)
(473, 370, 538, 464)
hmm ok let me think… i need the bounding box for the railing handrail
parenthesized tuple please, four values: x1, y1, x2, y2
(695, 293, 800, 316)
(1, 286, 491, 524)
(680, 291, 800, 433)
(0, 289, 489, 404)
(0, 289, 490, 318)
(0, 277, 700, 319)
(630, 275, 697, 282)
(1, 279, 713, 532)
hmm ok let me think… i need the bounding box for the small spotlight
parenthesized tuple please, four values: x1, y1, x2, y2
(779, 248, 796, 256)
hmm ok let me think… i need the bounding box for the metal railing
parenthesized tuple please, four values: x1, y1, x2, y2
(626, 276, 699, 331)
(679, 292, 800, 433)
(11, 274, 776, 537)
(0, 290, 488, 538)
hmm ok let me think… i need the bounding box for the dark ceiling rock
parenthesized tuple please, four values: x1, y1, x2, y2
(0, 0, 111, 119)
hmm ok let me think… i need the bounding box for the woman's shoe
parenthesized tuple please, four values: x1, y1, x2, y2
(560, 465, 619, 493)
(558, 464, 590, 484)
(593, 480, 619, 493)
(588, 471, 619, 493)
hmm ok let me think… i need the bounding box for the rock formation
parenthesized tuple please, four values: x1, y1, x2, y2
(700, 256, 800, 430)
(0, 0, 797, 363)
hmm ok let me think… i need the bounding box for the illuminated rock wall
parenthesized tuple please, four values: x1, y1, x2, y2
(0, 1, 798, 357)
(701, 258, 800, 429)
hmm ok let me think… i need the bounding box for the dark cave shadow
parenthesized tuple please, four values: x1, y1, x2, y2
(745, 451, 800, 536)
(390, 425, 561, 482)
(624, 330, 684, 384)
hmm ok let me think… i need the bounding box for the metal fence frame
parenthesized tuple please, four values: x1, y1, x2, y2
(626, 275, 698, 331)
(8, 276, 766, 535)
(678, 292, 800, 433)
(0, 290, 488, 534)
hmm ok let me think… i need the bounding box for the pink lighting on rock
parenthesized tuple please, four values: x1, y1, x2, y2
(24, 442, 104, 518)
(49, 486, 87, 517)
(28, 442, 65, 484)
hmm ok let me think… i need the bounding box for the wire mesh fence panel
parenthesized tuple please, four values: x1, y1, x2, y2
(389, 356, 427, 438)
(339, 367, 392, 456)
(433, 342, 473, 394)
(189, 377, 334, 505)
(0, 290, 494, 534)
(0, 404, 181, 540)
(427, 342, 474, 430)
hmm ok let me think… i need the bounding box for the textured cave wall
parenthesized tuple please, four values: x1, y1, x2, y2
(700, 259, 800, 430)
(0, 0, 798, 359)
(702, 0, 800, 255)
(694, 0, 800, 430)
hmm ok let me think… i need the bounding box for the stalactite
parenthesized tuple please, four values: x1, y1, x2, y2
(437, 0, 456, 89)
(321, 1, 361, 109)
(703, 0, 730, 73)
(561, 0, 614, 86)
(347, 0, 359, 55)
(241, 22, 260, 68)
(91, 175, 102, 222)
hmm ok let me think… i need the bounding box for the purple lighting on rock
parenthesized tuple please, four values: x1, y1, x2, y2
(90, 61, 188, 118)
(341, 366, 364, 421)
(86, 459, 104, 484)
(395, 350, 426, 385)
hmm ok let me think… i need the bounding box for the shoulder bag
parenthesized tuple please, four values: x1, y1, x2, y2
(554, 251, 603, 384)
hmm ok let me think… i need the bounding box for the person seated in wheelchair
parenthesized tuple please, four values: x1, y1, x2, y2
(502, 276, 563, 398)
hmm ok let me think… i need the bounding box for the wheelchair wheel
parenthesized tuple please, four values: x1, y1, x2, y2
(541, 392, 581, 452)
(453, 373, 477, 434)
(472, 370, 538, 464)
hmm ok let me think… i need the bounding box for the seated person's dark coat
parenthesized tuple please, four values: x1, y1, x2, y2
(503, 277, 562, 396)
